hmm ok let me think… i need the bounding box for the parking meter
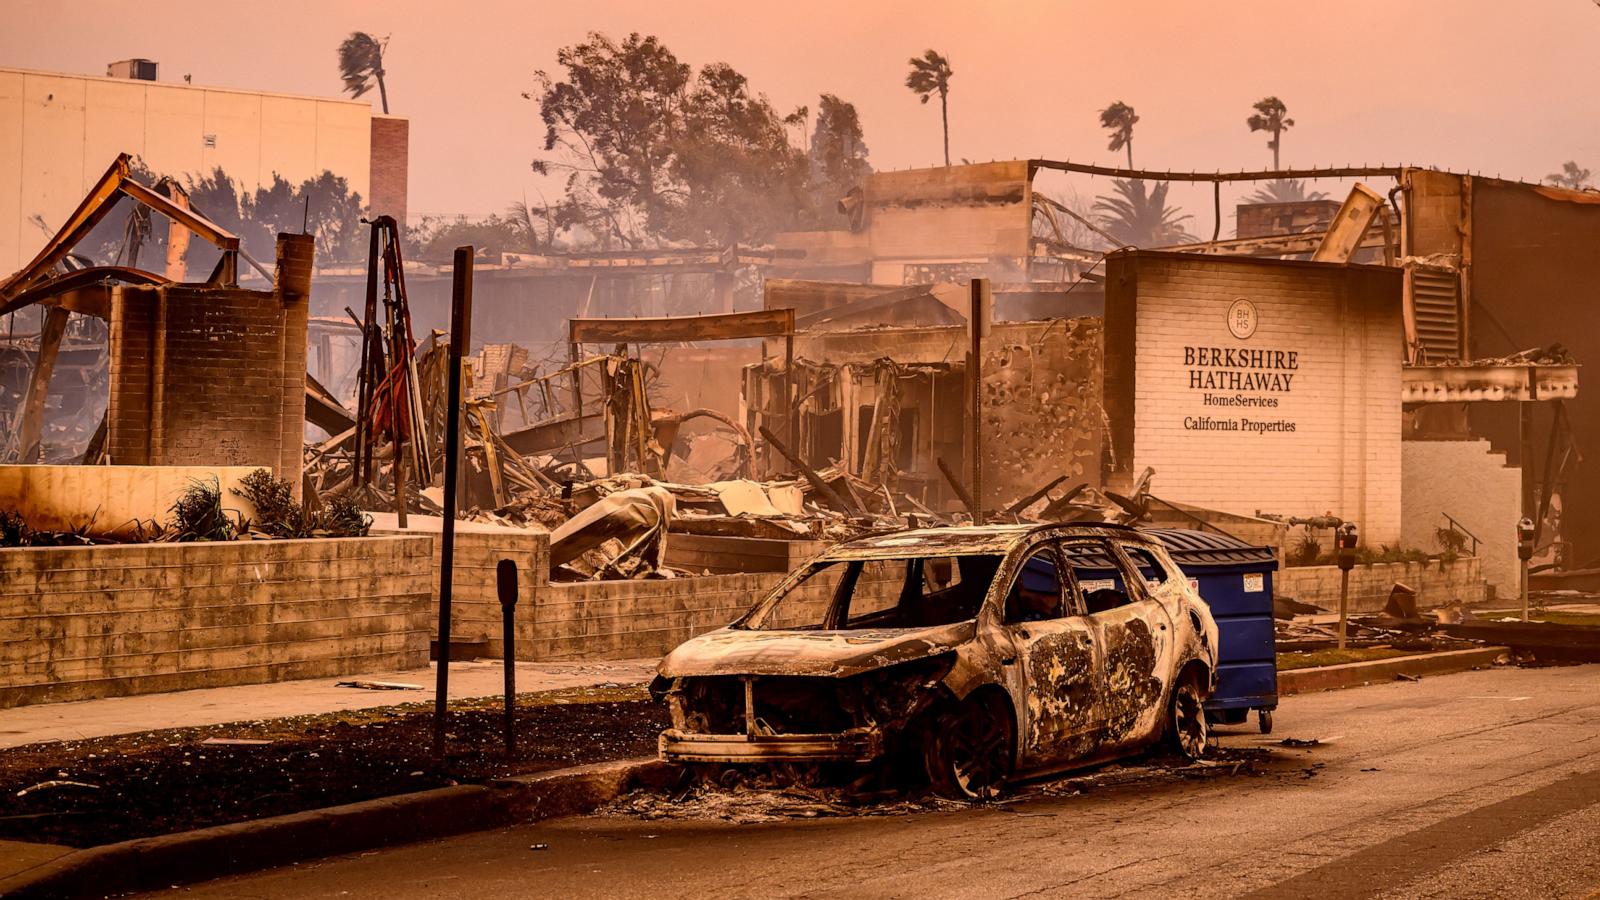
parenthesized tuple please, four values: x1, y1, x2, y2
(1336, 523, 1359, 572)
(1518, 517, 1535, 622)
(1336, 522, 1358, 649)
(497, 559, 519, 754)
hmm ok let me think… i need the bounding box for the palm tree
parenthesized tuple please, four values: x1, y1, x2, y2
(338, 32, 390, 114)
(1093, 179, 1193, 247)
(1548, 161, 1592, 190)
(906, 50, 954, 166)
(1246, 96, 1294, 169)
(1245, 178, 1328, 204)
(1099, 101, 1139, 169)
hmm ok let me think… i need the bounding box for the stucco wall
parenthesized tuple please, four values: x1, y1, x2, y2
(1402, 439, 1520, 597)
(0, 66, 377, 273)
(0, 535, 433, 707)
(1105, 251, 1404, 545)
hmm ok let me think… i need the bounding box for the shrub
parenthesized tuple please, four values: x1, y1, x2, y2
(231, 469, 371, 539)
(1289, 531, 1322, 567)
(0, 510, 30, 547)
(169, 477, 236, 542)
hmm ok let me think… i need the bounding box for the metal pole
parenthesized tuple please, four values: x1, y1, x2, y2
(1518, 517, 1535, 622)
(497, 559, 519, 755)
(1337, 568, 1350, 650)
(1520, 559, 1530, 623)
(433, 245, 473, 756)
(1336, 522, 1357, 651)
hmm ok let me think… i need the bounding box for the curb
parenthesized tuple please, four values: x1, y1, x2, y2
(0, 758, 675, 899)
(1277, 646, 1509, 695)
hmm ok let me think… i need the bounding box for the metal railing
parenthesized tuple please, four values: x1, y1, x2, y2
(1440, 513, 1480, 557)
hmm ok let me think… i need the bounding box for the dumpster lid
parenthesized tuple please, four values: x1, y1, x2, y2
(1143, 528, 1278, 568)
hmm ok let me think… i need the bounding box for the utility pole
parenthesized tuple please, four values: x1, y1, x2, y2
(433, 246, 473, 756)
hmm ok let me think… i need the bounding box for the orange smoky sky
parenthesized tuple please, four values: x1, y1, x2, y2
(4, 0, 1598, 225)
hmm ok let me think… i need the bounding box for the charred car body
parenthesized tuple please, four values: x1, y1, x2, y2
(650, 523, 1220, 797)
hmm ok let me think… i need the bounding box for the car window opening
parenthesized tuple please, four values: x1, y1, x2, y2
(741, 554, 1003, 631)
(1062, 541, 1137, 615)
(1005, 550, 1064, 623)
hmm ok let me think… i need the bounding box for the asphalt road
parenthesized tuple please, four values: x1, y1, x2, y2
(147, 664, 1600, 900)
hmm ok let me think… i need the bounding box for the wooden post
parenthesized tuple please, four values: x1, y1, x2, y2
(784, 331, 796, 443)
(16, 306, 70, 462)
(434, 245, 473, 756)
(968, 278, 990, 522)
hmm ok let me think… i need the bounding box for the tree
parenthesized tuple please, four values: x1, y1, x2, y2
(1245, 178, 1328, 204)
(905, 49, 954, 167)
(1093, 179, 1194, 247)
(1246, 96, 1294, 169)
(665, 62, 810, 245)
(528, 32, 692, 246)
(338, 32, 390, 114)
(1099, 101, 1139, 169)
(1548, 161, 1592, 190)
(809, 94, 871, 208)
(529, 32, 820, 248)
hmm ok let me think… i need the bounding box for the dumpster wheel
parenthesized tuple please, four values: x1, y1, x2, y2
(1258, 709, 1274, 735)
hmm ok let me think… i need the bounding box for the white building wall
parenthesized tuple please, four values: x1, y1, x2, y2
(1402, 439, 1521, 598)
(0, 67, 373, 274)
(1125, 256, 1404, 545)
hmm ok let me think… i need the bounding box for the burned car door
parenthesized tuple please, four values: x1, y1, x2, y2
(996, 543, 1103, 766)
(1068, 540, 1170, 749)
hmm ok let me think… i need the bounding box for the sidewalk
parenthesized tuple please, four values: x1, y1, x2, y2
(0, 658, 658, 749)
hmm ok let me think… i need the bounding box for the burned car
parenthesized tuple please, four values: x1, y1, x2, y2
(650, 523, 1220, 798)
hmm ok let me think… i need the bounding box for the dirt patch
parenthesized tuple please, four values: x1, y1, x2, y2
(0, 685, 667, 848)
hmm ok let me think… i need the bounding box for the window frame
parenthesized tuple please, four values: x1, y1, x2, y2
(1001, 542, 1071, 624)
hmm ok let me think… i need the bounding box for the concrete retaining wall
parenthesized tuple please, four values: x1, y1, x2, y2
(1278, 557, 1485, 614)
(369, 513, 550, 652)
(0, 535, 433, 708)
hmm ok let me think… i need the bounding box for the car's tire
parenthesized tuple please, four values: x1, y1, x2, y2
(1167, 670, 1209, 759)
(923, 695, 1012, 800)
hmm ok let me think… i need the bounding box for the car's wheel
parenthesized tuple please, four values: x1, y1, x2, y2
(1167, 670, 1209, 759)
(923, 695, 1012, 800)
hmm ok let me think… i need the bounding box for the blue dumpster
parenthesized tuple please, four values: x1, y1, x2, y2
(1146, 528, 1279, 734)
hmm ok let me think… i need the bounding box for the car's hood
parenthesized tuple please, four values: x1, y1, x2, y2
(658, 620, 974, 678)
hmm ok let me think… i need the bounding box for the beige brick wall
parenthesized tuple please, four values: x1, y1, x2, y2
(0, 536, 433, 708)
(1402, 440, 1520, 597)
(1278, 557, 1485, 614)
(107, 283, 308, 487)
(1108, 253, 1404, 545)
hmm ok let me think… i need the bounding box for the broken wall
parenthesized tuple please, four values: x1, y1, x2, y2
(980, 318, 1104, 511)
(1417, 174, 1600, 561)
(751, 317, 1104, 511)
(773, 161, 1033, 285)
(107, 282, 307, 485)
